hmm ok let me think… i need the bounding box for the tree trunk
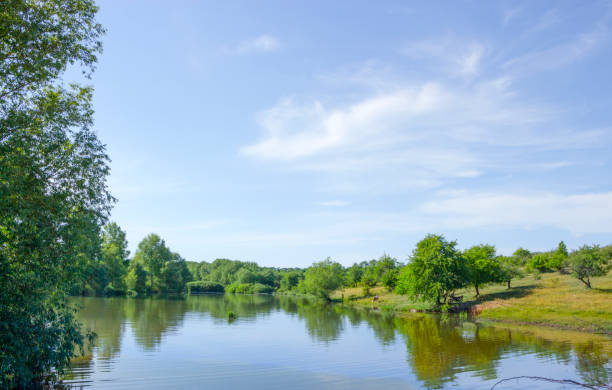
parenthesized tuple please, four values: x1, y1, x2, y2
(580, 277, 592, 288)
(475, 284, 480, 297)
(507, 280, 511, 289)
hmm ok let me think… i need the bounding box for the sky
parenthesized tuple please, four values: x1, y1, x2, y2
(84, 0, 612, 267)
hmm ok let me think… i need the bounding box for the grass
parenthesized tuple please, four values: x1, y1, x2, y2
(331, 271, 612, 334)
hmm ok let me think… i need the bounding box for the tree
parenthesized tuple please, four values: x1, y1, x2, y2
(381, 268, 399, 291)
(160, 253, 191, 294)
(279, 271, 302, 291)
(100, 222, 129, 293)
(463, 244, 502, 296)
(513, 248, 532, 266)
(498, 256, 523, 289)
(526, 253, 553, 273)
(395, 234, 467, 306)
(132, 234, 172, 293)
(567, 245, 610, 288)
(548, 241, 568, 271)
(0, 0, 107, 386)
(299, 258, 344, 300)
(125, 262, 147, 296)
(343, 263, 364, 287)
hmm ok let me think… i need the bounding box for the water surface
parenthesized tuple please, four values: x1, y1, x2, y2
(66, 295, 612, 389)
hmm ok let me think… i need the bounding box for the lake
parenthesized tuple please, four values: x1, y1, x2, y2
(66, 295, 612, 389)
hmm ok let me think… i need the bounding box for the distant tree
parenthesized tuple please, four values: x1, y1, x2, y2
(299, 258, 344, 300)
(279, 271, 302, 291)
(125, 263, 147, 295)
(344, 264, 364, 287)
(395, 234, 467, 306)
(513, 248, 532, 266)
(463, 244, 502, 296)
(498, 256, 523, 289)
(381, 268, 399, 291)
(547, 241, 569, 271)
(567, 245, 610, 288)
(160, 253, 191, 294)
(133, 234, 172, 293)
(100, 222, 129, 293)
(526, 253, 554, 273)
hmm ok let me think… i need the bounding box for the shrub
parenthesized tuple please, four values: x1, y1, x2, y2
(252, 283, 275, 294)
(187, 281, 225, 294)
(226, 282, 275, 294)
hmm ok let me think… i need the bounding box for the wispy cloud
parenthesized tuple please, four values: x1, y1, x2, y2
(419, 191, 612, 234)
(224, 34, 281, 55)
(401, 36, 486, 76)
(503, 25, 607, 75)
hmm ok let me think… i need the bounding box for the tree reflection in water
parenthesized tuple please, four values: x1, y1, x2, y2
(70, 295, 611, 388)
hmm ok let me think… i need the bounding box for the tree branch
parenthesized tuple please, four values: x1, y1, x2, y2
(491, 376, 612, 390)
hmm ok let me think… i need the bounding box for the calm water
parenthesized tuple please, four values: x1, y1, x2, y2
(65, 295, 612, 389)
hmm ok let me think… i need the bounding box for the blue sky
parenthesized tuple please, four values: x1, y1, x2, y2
(87, 0, 612, 266)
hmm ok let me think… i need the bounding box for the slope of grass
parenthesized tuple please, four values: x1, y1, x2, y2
(332, 272, 612, 334)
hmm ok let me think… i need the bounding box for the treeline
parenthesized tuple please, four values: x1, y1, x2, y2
(70, 223, 191, 297)
(394, 234, 612, 307)
(79, 225, 612, 306)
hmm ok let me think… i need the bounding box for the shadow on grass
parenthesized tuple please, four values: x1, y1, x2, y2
(594, 287, 612, 294)
(456, 285, 537, 312)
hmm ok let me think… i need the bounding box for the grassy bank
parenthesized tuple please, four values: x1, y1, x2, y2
(332, 272, 612, 334)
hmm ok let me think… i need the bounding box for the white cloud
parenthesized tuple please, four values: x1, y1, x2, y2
(419, 191, 612, 234)
(240, 75, 595, 193)
(227, 34, 281, 54)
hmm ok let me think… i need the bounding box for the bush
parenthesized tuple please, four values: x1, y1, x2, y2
(103, 284, 125, 296)
(187, 281, 225, 294)
(225, 282, 275, 294)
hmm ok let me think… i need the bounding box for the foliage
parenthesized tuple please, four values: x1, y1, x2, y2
(567, 245, 610, 288)
(279, 271, 303, 291)
(343, 263, 364, 287)
(298, 258, 344, 300)
(100, 222, 129, 292)
(548, 241, 569, 271)
(187, 281, 225, 294)
(512, 248, 532, 266)
(463, 244, 502, 296)
(226, 282, 275, 294)
(497, 256, 523, 288)
(381, 268, 399, 291)
(125, 262, 147, 296)
(395, 234, 467, 305)
(0, 0, 107, 386)
(526, 253, 554, 273)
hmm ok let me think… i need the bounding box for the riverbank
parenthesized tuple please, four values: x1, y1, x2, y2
(331, 272, 612, 334)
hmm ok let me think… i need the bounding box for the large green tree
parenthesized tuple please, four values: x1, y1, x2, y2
(395, 234, 467, 306)
(299, 258, 344, 300)
(100, 222, 129, 293)
(463, 244, 502, 297)
(0, 0, 108, 387)
(132, 234, 172, 293)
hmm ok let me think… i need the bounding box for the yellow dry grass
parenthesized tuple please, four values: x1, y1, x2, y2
(332, 272, 612, 334)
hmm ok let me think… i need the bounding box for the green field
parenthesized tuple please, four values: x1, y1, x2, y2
(332, 272, 612, 334)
